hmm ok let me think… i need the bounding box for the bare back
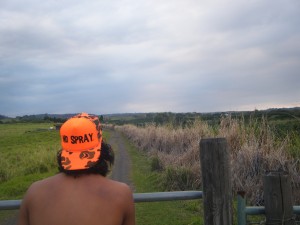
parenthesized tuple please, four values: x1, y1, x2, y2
(17, 173, 135, 225)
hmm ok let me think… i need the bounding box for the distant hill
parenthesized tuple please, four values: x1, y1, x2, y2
(35, 113, 77, 119)
(102, 107, 300, 126)
(0, 115, 10, 119)
(1, 107, 299, 126)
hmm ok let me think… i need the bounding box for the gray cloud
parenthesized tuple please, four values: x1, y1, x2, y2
(0, 0, 299, 116)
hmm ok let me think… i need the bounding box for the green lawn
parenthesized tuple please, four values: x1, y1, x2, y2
(0, 123, 60, 200)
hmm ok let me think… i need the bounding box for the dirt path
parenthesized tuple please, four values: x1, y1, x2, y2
(0, 211, 18, 225)
(0, 129, 133, 225)
(108, 129, 134, 190)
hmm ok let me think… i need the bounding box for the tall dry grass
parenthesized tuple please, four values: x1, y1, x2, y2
(116, 115, 300, 205)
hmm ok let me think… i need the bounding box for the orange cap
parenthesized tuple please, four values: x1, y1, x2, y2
(60, 113, 102, 170)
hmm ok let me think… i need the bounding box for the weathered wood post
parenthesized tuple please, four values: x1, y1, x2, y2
(200, 138, 233, 225)
(237, 191, 247, 225)
(264, 171, 295, 225)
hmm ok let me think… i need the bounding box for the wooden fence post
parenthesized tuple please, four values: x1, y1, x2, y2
(200, 138, 233, 225)
(264, 171, 295, 225)
(237, 191, 247, 225)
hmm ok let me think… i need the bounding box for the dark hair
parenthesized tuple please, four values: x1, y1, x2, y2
(57, 141, 114, 177)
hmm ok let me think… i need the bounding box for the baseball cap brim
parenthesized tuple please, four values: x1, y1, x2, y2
(61, 141, 101, 170)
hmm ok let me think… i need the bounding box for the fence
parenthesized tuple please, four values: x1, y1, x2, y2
(1, 138, 299, 224)
(0, 191, 203, 210)
(237, 192, 300, 225)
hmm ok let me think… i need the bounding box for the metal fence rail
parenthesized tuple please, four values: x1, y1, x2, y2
(237, 192, 300, 225)
(0, 200, 21, 210)
(134, 191, 203, 203)
(0, 191, 203, 210)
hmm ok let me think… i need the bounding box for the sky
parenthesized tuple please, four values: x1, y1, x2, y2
(0, 0, 299, 117)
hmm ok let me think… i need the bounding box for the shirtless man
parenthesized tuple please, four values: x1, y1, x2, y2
(17, 113, 135, 225)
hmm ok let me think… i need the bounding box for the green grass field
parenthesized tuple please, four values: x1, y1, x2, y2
(0, 123, 60, 200)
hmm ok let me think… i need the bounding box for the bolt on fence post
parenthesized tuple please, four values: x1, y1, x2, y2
(200, 138, 233, 225)
(237, 191, 247, 225)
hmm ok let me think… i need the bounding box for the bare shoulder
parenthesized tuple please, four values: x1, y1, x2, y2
(102, 178, 134, 199)
(105, 180, 135, 225)
(108, 179, 132, 194)
(108, 179, 132, 191)
(104, 179, 135, 225)
(23, 174, 62, 199)
(28, 173, 60, 188)
(19, 174, 62, 214)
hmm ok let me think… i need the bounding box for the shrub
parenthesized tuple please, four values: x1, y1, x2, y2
(150, 156, 163, 172)
(161, 167, 199, 191)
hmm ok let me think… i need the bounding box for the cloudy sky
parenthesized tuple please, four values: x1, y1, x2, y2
(0, 0, 299, 116)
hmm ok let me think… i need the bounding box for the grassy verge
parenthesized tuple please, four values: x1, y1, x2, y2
(0, 123, 61, 224)
(121, 133, 204, 225)
(0, 123, 60, 199)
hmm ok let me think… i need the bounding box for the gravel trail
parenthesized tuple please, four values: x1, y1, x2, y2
(108, 129, 134, 189)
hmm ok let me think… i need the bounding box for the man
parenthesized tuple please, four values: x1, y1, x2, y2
(17, 113, 135, 225)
